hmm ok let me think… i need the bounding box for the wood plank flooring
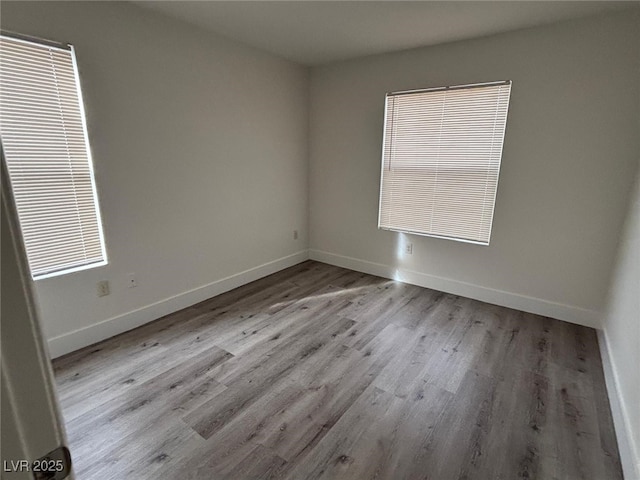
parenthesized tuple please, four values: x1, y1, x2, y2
(52, 261, 623, 480)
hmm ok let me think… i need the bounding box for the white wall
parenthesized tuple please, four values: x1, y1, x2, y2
(1, 1, 309, 357)
(308, 10, 640, 328)
(3, 4, 638, 356)
(1, 4, 638, 466)
(602, 169, 640, 479)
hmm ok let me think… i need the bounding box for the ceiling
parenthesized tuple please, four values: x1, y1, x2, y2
(134, 1, 637, 66)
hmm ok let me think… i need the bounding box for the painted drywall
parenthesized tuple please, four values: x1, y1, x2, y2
(308, 10, 640, 327)
(1, 1, 309, 356)
(602, 169, 640, 479)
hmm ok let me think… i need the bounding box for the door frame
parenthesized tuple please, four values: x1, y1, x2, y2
(1, 159, 73, 479)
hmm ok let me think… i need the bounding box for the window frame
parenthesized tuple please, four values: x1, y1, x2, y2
(377, 80, 512, 245)
(0, 32, 108, 279)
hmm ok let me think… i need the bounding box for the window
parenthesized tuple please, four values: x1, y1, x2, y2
(0, 33, 107, 279)
(378, 81, 512, 245)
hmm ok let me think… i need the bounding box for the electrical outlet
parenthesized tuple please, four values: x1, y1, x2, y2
(97, 280, 110, 297)
(293, 229, 299, 240)
(127, 273, 137, 288)
(405, 242, 413, 255)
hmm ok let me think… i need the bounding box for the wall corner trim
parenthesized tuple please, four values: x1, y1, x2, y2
(308, 249, 601, 329)
(47, 250, 310, 358)
(598, 329, 640, 480)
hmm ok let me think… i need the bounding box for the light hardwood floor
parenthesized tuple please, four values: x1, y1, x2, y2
(53, 261, 622, 479)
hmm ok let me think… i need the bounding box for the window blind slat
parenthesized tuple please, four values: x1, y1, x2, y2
(0, 35, 107, 278)
(379, 82, 511, 244)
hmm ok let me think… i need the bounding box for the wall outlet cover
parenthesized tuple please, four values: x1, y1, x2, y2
(97, 280, 110, 297)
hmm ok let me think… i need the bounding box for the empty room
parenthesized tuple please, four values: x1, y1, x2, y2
(1, 1, 639, 479)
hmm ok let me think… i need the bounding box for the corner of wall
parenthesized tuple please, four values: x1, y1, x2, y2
(597, 328, 640, 480)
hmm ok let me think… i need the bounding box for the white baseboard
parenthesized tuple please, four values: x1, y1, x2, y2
(309, 249, 601, 329)
(48, 250, 310, 358)
(598, 329, 640, 480)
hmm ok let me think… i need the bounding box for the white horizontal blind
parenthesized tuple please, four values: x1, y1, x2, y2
(0, 34, 106, 278)
(379, 81, 511, 245)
